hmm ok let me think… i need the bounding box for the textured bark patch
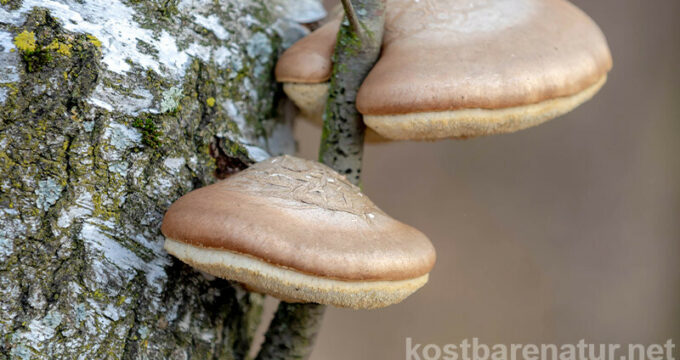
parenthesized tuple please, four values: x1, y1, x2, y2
(0, 0, 298, 357)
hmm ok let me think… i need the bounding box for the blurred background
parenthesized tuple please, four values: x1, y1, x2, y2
(259, 0, 680, 358)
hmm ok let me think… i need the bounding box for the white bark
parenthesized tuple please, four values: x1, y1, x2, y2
(0, 0, 323, 358)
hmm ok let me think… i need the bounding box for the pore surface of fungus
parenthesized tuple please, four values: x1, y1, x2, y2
(162, 155, 436, 309)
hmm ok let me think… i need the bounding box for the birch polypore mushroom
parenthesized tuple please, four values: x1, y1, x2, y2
(276, 19, 388, 142)
(276, 19, 339, 122)
(161, 155, 435, 309)
(276, 0, 613, 140)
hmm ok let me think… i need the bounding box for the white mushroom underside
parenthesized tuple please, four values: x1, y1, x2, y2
(364, 75, 608, 140)
(164, 238, 429, 309)
(283, 75, 607, 141)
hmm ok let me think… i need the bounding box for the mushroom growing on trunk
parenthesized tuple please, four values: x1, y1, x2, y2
(266, 0, 614, 356)
(276, 0, 613, 140)
(161, 155, 436, 309)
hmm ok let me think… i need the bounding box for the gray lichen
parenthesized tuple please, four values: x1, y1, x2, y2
(9, 344, 31, 360)
(0, 0, 305, 357)
(34, 178, 63, 211)
(160, 86, 183, 113)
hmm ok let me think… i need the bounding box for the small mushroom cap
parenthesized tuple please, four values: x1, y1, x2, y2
(275, 0, 612, 140)
(161, 155, 435, 309)
(275, 19, 340, 83)
(277, 20, 388, 142)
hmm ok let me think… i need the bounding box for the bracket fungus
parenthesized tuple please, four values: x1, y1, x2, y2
(162, 155, 435, 309)
(276, 19, 339, 122)
(276, 0, 613, 140)
(276, 17, 388, 142)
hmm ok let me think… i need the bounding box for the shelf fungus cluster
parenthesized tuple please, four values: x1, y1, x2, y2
(276, 0, 613, 141)
(161, 0, 613, 316)
(162, 155, 436, 309)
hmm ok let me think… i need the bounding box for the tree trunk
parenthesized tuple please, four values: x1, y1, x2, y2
(0, 0, 320, 358)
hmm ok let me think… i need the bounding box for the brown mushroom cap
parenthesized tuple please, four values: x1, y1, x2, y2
(359, 0, 612, 139)
(161, 155, 436, 309)
(275, 19, 340, 84)
(275, 0, 612, 140)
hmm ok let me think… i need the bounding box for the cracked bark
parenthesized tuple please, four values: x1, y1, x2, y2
(0, 1, 301, 358)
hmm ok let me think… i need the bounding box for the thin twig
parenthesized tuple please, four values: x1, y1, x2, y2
(341, 0, 362, 37)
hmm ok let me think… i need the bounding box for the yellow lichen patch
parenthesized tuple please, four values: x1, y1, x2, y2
(13, 31, 37, 53)
(87, 34, 102, 48)
(46, 40, 73, 56)
(206, 97, 216, 107)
